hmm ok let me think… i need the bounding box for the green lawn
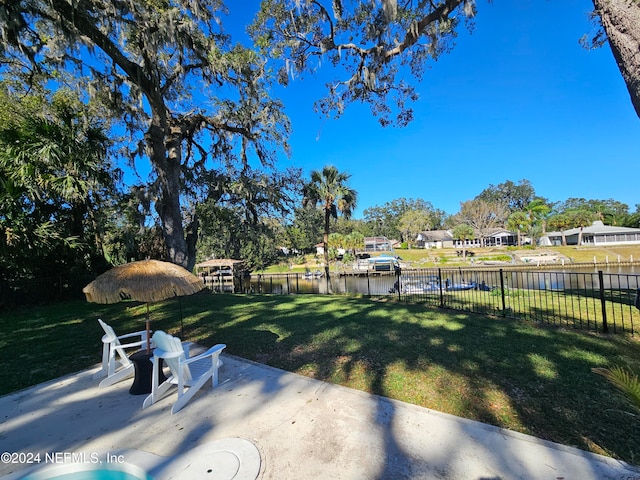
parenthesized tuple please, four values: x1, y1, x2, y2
(1, 292, 639, 465)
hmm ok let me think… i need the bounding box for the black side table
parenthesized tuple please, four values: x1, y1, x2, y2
(129, 350, 167, 395)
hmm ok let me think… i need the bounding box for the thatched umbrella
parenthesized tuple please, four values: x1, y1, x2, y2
(83, 259, 205, 351)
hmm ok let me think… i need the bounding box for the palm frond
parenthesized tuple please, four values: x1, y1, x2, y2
(592, 366, 640, 412)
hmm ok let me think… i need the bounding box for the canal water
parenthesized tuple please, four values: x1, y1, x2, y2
(245, 265, 640, 296)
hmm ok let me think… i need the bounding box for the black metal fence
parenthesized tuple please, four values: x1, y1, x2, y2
(0, 275, 94, 308)
(396, 268, 640, 335)
(5, 268, 638, 335)
(233, 269, 640, 334)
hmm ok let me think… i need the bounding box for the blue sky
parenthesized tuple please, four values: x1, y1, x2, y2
(240, 0, 640, 218)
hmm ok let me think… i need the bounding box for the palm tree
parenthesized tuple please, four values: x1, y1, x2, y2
(344, 231, 364, 258)
(547, 213, 573, 246)
(522, 199, 550, 248)
(0, 92, 114, 274)
(451, 224, 474, 259)
(506, 211, 529, 247)
(302, 166, 357, 281)
(567, 209, 595, 246)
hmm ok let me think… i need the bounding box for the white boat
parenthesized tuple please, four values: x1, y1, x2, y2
(400, 281, 441, 294)
(303, 269, 324, 279)
(446, 281, 477, 291)
(396, 278, 478, 294)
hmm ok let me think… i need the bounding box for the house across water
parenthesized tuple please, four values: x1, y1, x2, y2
(416, 228, 518, 248)
(364, 236, 393, 252)
(542, 221, 640, 247)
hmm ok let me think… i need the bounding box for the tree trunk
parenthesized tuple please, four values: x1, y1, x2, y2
(323, 206, 331, 281)
(185, 214, 199, 272)
(148, 120, 191, 270)
(593, 0, 640, 118)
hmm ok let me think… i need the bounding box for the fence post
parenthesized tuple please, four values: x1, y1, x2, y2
(499, 269, 506, 316)
(367, 271, 371, 296)
(438, 268, 444, 307)
(598, 270, 608, 333)
(296, 273, 299, 293)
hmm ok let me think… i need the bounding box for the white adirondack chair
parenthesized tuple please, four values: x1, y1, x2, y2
(94, 319, 150, 388)
(143, 330, 226, 414)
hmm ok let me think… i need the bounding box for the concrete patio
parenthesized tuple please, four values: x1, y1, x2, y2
(1, 355, 639, 479)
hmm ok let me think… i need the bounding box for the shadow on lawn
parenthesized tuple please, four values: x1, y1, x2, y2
(3, 290, 638, 475)
(153, 291, 640, 467)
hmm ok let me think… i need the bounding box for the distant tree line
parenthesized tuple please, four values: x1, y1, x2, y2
(449, 179, 639, 248)
(280, 179, 640, 257)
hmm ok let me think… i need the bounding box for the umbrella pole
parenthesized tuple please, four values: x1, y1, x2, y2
(179, 297, 184, 338)
(146, 303, 151, 353)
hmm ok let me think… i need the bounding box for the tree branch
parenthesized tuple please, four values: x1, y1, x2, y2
(47, 0, 158, 105)
(383, 0, 466, 61)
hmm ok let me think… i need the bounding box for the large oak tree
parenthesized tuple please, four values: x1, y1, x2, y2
(1, 0, 290, 270)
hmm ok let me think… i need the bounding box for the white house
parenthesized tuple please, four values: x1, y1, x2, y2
(416, 230, 453, 249)
(477, 228, 518, 247)
(364, 236, 393, 251)
(542, 221, 640, 246)
(417, 228, 518, 249)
